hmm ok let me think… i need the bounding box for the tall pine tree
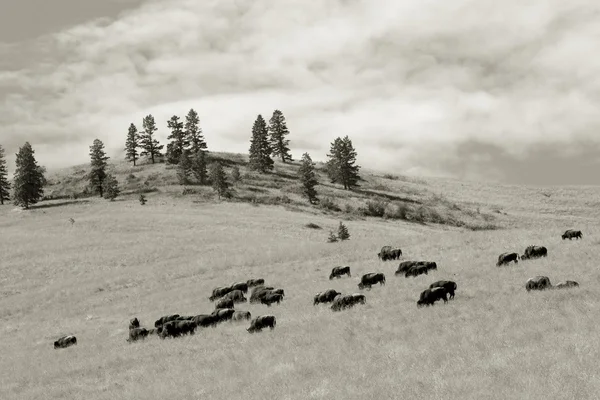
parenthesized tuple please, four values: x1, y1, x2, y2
(12, 142, 45, 209)
(248, 114, 273, 173)
(297, 152, 318, 204)
(165, 115, 188, 164)
(0, 144, 10, 204)
(326, 136, 361, 190)
(139, 114, 163, 164)
(88, 139, 109, 197)
(124, 123, 139, 166)
(268, 110, 292, 163)
(185, 109, 207, 154)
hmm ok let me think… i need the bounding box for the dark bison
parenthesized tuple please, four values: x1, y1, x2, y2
(405, 265, 428, 278)
(555, 280, 579, 289)
(497, 252, 519, 266)
(246, 278, 265, 287)
(129, 318, 140, 330)
(429, 280, 457, 299)
(314, 289, 341, 305)
(521, 245, 548, 260)
(159, 320, 197, 339)
(232, 311, 252, 321)
(562, 230, 583, 240)
(247, 315, 276, 333)
(230, 282, 249, 293)
(525, 276, 552, 291)
(223, 289, 247, 303)
(209, 286, 234, 301)
(54, 335, 77, 349)
(396, 261, 421, 275)
(192, 314, 218, 328)
(127, 327, 150, 342)
(250, 287, 274, 303)
(331, 293, 366, 311)
(358, 273, 386, 290)
(417, 287, 448, 307)
(154, 314, 181, 328)
(422, 261, 437, 271)
(329, 266, 351, 280)
(378, 246, 402, 261)
(211, 308, 236, 323)
(350, 293, 366, 305)
(215, 298, 235, 310)
(261, 293, 284, 307)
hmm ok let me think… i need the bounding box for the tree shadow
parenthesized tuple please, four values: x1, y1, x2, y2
(30, 200, 90, 209)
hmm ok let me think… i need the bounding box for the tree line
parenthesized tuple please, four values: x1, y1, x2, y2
(0, 108, 361, 209)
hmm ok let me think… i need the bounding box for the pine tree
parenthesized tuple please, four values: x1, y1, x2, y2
(176, 149, 192, 184)
(297, 152, 318, 204)
(102, 174, 120, 201)
(268, 109, 292, 163)
(230, 165, 241, 183)
(0, 144, 11, 205)
(337, 221, 350, 240)
(139, 114, 164, 164)
(185, 109, 207, 154)
(12, 142, 45, 209)
(165, 115, 188, 164)
(191, 150, 208, 185)
(208, 161, 230, 199)
(326, 136, 361, 190)
(88, 139, 109, 197)
(248, 114, 273, 173)
(124, 123, 139, 166)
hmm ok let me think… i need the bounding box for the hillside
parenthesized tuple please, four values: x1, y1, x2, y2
(2, 154, 600, 399)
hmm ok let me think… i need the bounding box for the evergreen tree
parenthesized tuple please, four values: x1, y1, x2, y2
(191, 150, 208, 185)
(337, 221, 350, 240)
(165, 115, 188, 164)
(176, 149, 192, 184)
(139, 114, 164, 164)
(325, 136, 361, 190)
(230, 165, 241, 183)
(297, 152, 318, 204)
(0, 144, 10, 205)
(88, 138, 109, 197)
(208, 161, 230, 199)
(248, 114, 273, 173)
(185, 109, 207, 154)
(327, 231, 338, 243)
(124, 123, 139, 166)
(268, 109, 292, 163)
(12, 142, 45, 209)
(102, 174, 120, 201)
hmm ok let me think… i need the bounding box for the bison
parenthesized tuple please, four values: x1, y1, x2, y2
(329, 266, 351, 280)
(261, 293, 284, 307)
(405, 265, 428, 278)
(331, 294, 366, 311)
(223, 289, 247, 303)
(350, 293, 366, 305)
(395, 261, 421, 275)
(129, 318, 140, 330)
(378, 246, 402, 261)
(314, 289, 341, 305)
(525, 276, 552, 291)
(521, 245, 548, 260)
(192, 314, 218, 328)
(232, 311, 252, 321)
(554, 280, 579, 289)
(215, 298, 235, 310)
(54, 335, 77, 349)
(209, 286, 235, 301)
(429, 280, 457, 299)
(358, 273, 386, 290)
(562, 230, 583, 240)
(211, 308, 236, 323)
(230, 282, 249, 293)
(417, 287, 448, 307)
(246, 278, 265, 287)
(154, 314, 181, 328)
(247, 315, 276, 333)
(159, 320, 197, 339)
(496, 252, 519, 266)
(127, 327, 150, 342)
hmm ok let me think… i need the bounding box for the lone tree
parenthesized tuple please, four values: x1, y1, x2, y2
(102, 174, 120, 201)
(297, 152, 318, 204)
(139, 114, 164, 164)
(165, 115, 188, 164)
(268, 109, 292, 163)
(208, 161, 230, 199)
(185, 109, 207, 154)
(12, 142, 45, 209)
(88, 139, 109, 197)
(176, 149, 192, 184)
(124, 123, 139, 166)
(326, 136, 361, 190)
(0, 144, 10, 205)
(191, 150, 208, 185)
(337, 221, 350, 240)
(248, 114, 273, 173)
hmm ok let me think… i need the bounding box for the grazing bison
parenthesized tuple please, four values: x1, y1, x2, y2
(329, 266, 351, 280)
(261, 293, 284, 307)
(521, 245, 548, 260)
(525, 276, 552, 291)
(54, 335, 77, 349)
(223, 289, 247, 303)
(378, 245, 392, 260)
(246, 278, 265, 287)
(422, 261, 437, 271)
(154, 314, 181, 328)
(250, 287, 273, 303)
(497, 252, 519, 266)
(358, 273, 386, 290)
(378, 246, 402, 261)
(129, 318, 140, 330)
(314, 289, 341, 305)
(192, 314, 218, 328)
(247, 315, 276, 333)
(555, 280, 579, 289)
(127, 327, 149, 342)
(209, 286, 234, 301)
(405, 265, 428, 278)
(350, 293, 366, 305)
(230, 282, 249, 293)
(211, 308, 236, 323)
(417, 287, 448, 307)
(429, 280, 457, 299)
(331, 294, 366, 311)
(232, 311, 252, 321)
(396, 261, 421, 275)
(159, 320, 197, 339)
(215, 298, 235, 310)
(562, 230, 583, 240)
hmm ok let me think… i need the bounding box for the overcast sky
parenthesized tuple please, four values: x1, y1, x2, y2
(1, 0, 600, 185)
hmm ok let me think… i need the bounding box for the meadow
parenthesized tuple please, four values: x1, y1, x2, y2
(1, 155, 600, 400)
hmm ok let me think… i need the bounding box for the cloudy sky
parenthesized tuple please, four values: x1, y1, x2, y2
(1, 0, 600, 185)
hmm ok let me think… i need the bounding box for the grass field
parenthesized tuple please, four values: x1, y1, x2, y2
(1, 156, 600, 400)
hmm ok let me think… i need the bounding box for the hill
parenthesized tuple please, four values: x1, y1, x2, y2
(1, 153, 600, 399)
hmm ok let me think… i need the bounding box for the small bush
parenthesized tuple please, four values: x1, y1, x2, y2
(305, 223, 322, 229)
(337, 222, 350, 241)
(327, 231, 338, 243)
(383, 202, 410, 220)
(363, 199, 388, 217)
(319, 197, 341, 212)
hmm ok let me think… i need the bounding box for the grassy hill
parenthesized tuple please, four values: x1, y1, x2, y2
(1, 153, 600, 399)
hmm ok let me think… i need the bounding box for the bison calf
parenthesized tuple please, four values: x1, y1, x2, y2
(127, 327, 150, 342)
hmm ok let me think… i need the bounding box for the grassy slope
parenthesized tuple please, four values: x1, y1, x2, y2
(1, 154, 600, 400)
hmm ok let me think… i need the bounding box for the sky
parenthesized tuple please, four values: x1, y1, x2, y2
(1, 0, 600, 185)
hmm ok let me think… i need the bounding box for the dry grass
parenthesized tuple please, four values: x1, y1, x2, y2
(2, 158, 600, 399)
